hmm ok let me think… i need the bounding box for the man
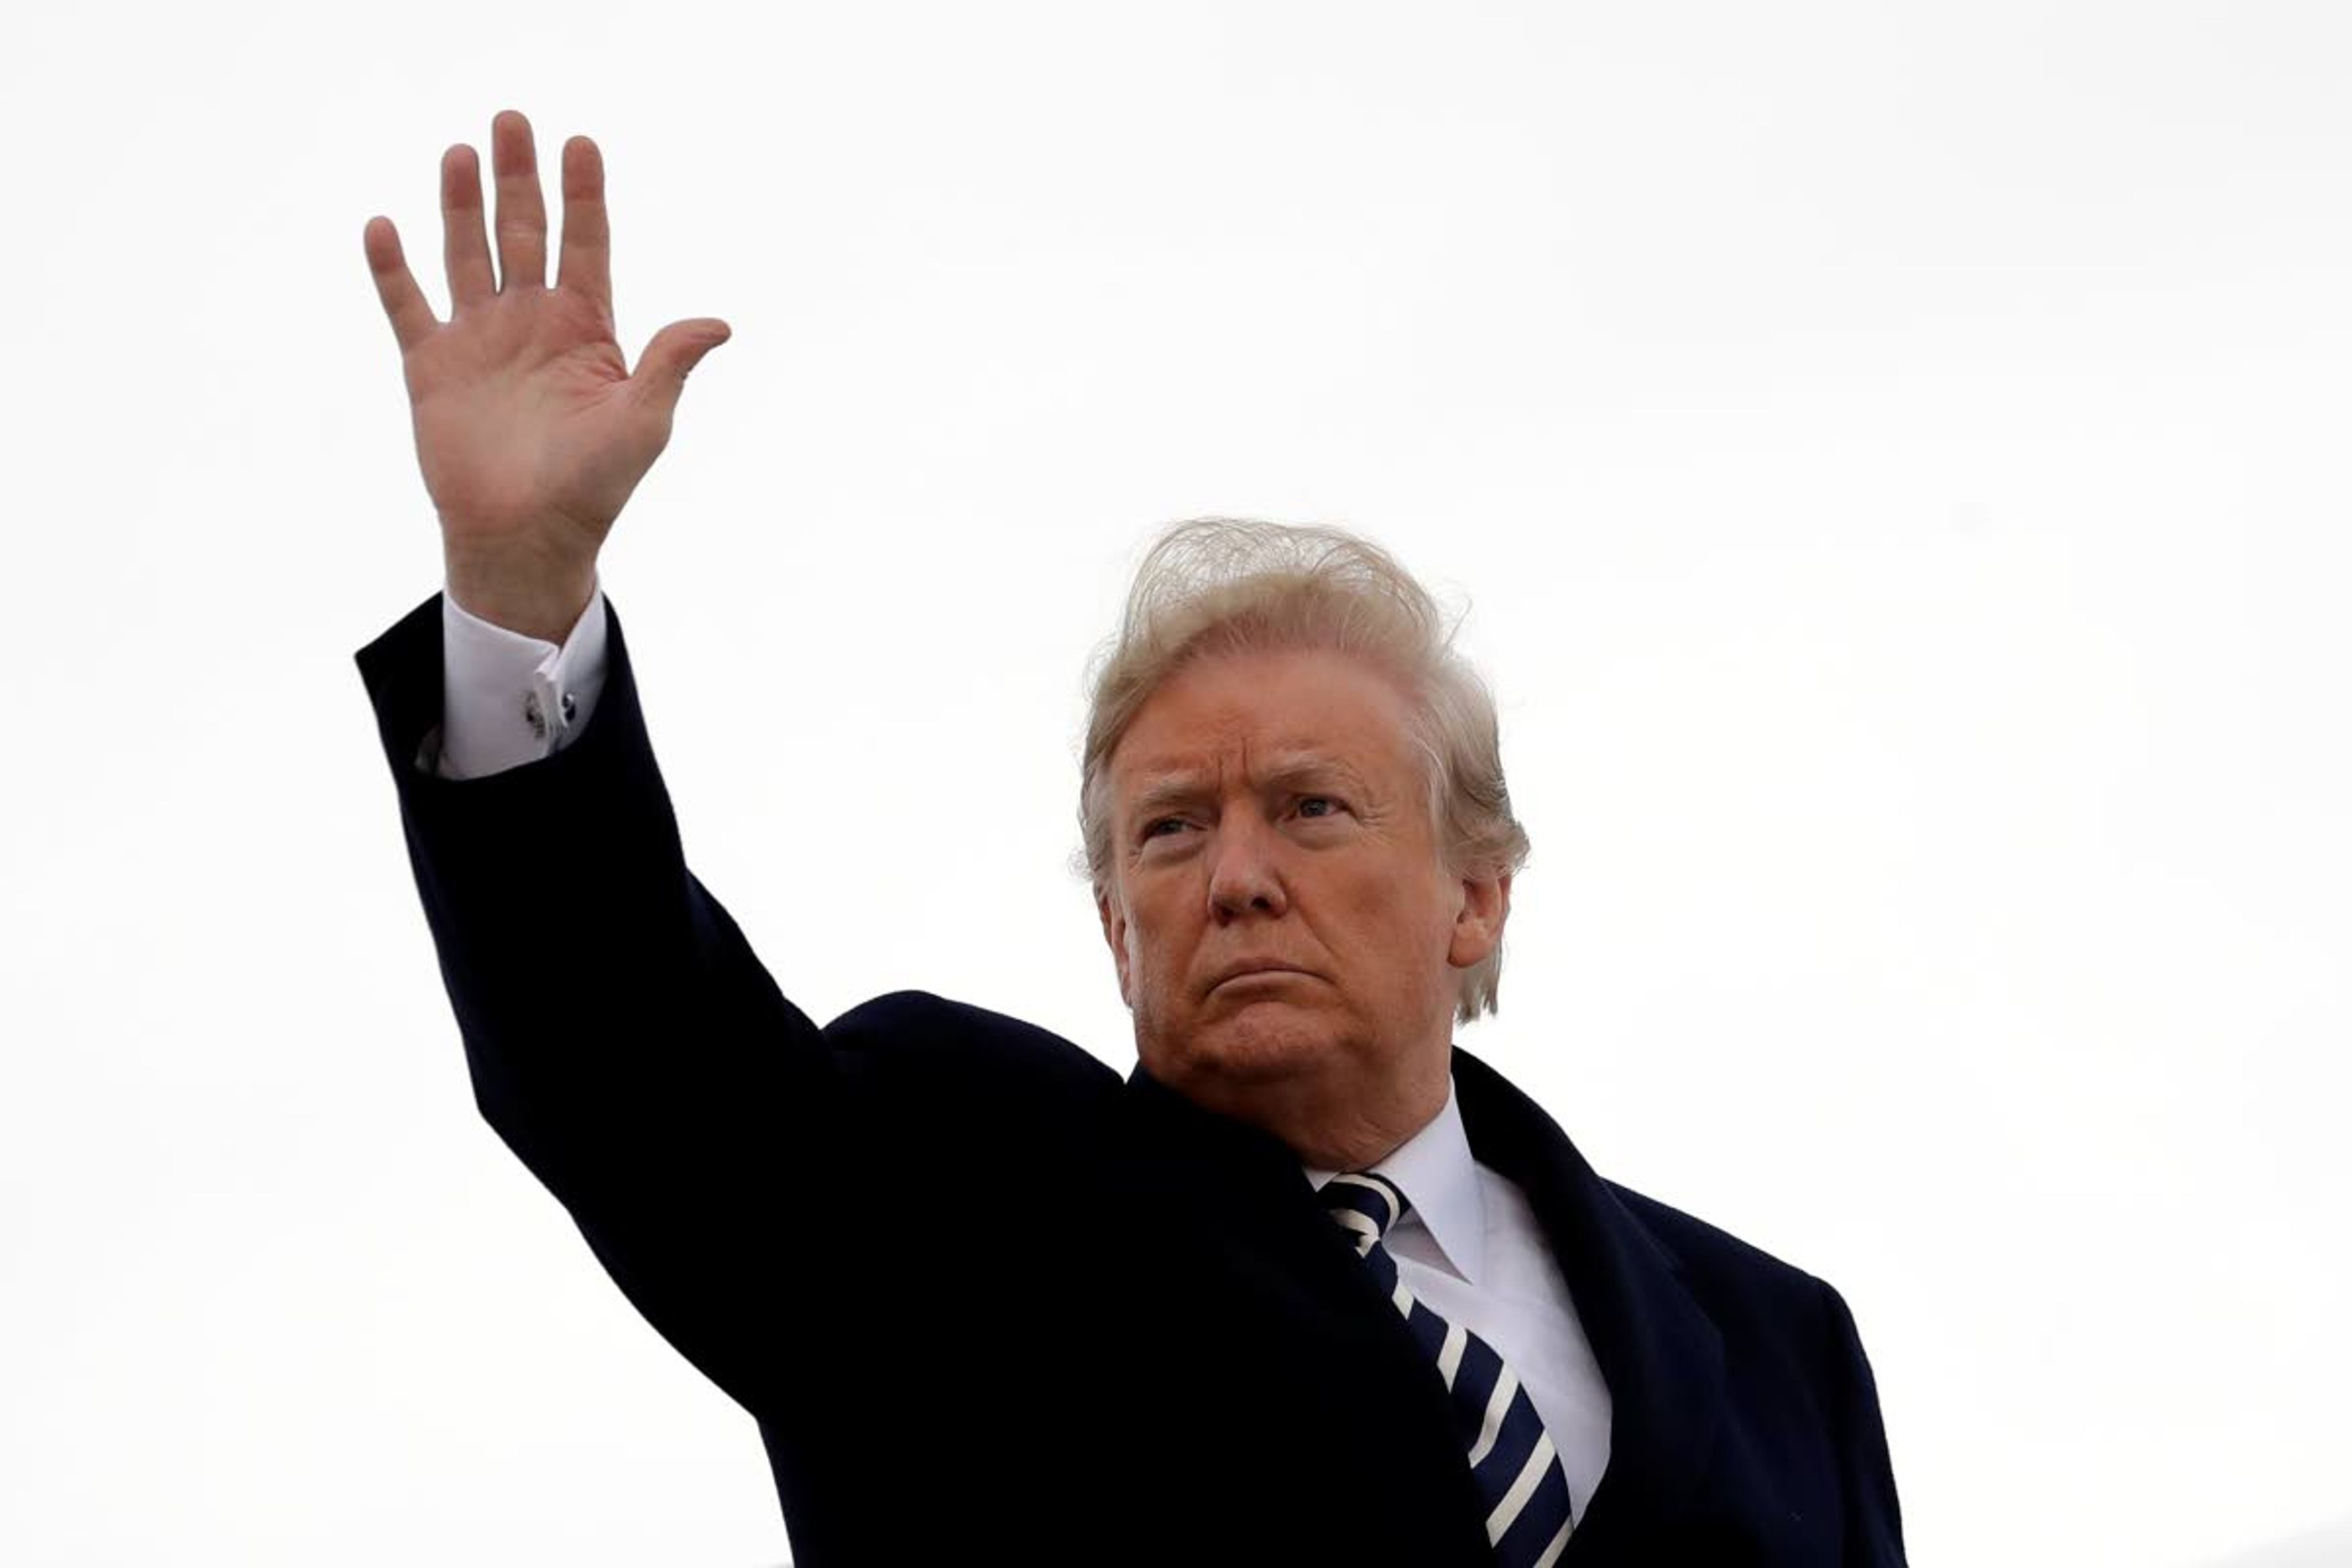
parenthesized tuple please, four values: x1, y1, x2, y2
(357, 110, 1907, 1566)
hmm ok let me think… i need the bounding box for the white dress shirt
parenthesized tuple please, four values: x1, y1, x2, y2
(429, 579, 1615, 1512)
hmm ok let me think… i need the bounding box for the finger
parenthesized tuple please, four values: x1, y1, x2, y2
(490, 108, 548, 293)
(363, 216, 440, 353)
(555, 135, 612, 320)
(440, 143, 495, 312)
(630, 318, 732, 421)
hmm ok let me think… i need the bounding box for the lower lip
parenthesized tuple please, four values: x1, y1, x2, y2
(1216, 970, 1306, 989)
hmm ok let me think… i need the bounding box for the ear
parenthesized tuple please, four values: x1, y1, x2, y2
(1446, 870, 1511, 971)
(1096, 888, 1134, 1008)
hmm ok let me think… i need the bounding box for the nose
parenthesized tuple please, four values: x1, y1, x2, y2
(1206, 816, 1288, 921)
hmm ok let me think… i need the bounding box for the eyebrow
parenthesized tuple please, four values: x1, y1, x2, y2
(1126, 755, 1371, 821)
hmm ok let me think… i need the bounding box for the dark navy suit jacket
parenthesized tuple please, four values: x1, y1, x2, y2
(356, 590, 1908, 1566)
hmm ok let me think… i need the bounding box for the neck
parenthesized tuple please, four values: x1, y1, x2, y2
(1224, 1060, 1451, 1172)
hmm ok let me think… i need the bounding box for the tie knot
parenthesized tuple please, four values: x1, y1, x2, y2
(1319, 1170, 1409, 1253)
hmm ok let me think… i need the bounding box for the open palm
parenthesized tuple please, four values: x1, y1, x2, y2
(363, 110, 728, 623)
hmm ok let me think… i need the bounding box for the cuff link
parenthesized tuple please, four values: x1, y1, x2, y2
(522, 688, 577, 742)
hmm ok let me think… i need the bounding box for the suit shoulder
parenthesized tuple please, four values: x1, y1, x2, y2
(824, 989, 1122, 1102)
(1602, 1178, 1836, 1319)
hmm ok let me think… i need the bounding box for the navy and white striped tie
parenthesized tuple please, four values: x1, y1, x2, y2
(1321, 1170, 1575, 1567)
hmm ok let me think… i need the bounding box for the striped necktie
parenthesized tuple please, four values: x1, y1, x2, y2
(1320, 1170, 1576, 1567)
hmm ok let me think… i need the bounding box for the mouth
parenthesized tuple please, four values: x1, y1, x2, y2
(1207, 965, 1313, 995)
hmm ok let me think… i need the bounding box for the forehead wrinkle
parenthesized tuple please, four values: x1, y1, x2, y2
(1121, 741, 1237, 820)
(1256, 750, 1376, 796)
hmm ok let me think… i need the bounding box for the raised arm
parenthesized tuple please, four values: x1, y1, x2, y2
(353, 110, 1118, 1439)
(356, 111, 833, 1418)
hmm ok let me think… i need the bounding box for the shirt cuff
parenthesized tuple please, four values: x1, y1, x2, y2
(430, 576, 612, 779)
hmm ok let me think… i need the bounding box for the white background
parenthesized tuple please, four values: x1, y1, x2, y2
(2, 2, 2346, 1563)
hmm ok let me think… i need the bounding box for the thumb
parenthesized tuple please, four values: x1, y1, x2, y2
(631, 318, 731, 418)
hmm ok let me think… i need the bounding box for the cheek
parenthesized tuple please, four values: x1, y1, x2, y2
(1129, 917, 1206, 1014)
(1120, 907, 1175, 986)
(1343, 866, 1451, 966)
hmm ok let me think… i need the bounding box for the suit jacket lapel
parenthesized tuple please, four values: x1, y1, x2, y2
(1450, 1045, 1728, 1556)
(1114, 1064, 1502, 1558)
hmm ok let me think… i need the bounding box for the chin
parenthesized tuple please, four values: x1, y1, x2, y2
(1148, 1001, 1340, 1091)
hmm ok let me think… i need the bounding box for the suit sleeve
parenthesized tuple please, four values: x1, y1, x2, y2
(355, 587, 877, 1419)
(1817, 1279, 1909, 1566)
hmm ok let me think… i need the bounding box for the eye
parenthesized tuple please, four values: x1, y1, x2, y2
(1142, 816, 1187, 840)
(1296, 796, 1344, 820)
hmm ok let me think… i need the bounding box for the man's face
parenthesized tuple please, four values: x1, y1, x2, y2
(1095, 646, 1509, 1166)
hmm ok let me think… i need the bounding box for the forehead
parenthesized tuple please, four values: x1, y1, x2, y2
(1107, 646, 1420, 795)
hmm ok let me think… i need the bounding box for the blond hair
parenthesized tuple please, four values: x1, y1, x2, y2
(1076, 518, 1531, 1023)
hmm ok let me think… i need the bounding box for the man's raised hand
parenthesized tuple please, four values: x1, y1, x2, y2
(363, 109, 729, 641)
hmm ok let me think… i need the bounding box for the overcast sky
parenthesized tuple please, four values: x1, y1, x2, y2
(2, 2, 2346, 1563)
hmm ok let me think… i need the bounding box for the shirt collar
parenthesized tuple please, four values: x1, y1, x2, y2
(1303, 1071, 1487, 1286)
